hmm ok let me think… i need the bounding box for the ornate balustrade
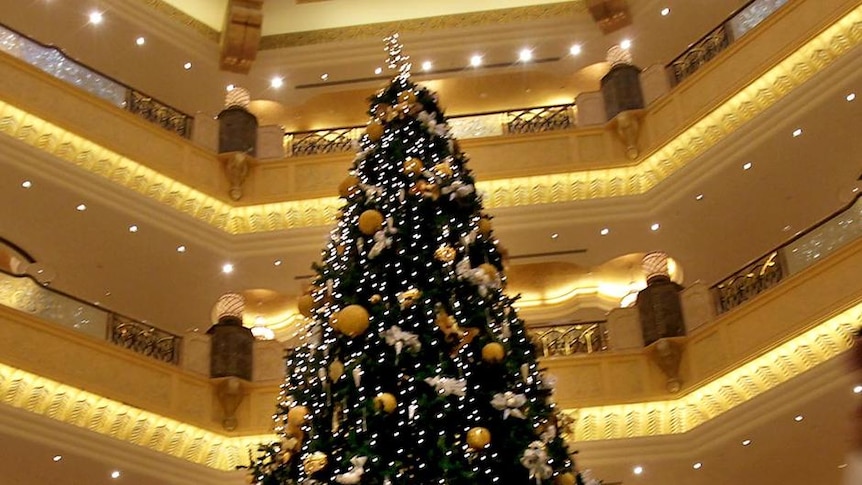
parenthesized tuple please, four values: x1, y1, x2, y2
(109, 315, 181, 364)
(530, 321, 609, 357)
(283, 104, 577, 157)
(712, 195, 862, 314)
(668, 0, 788, 84)
(0, 23, 192, 138)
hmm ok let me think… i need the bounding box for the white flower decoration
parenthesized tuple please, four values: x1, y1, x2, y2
(381, 325, 421, 355)
(424, 376, 467, 397)
(491, 391, 527, 419)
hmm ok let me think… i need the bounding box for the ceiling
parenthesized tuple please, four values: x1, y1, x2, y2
(0, 1, 860, 484)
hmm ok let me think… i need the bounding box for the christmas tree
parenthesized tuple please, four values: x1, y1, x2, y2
(248, 36, 584, 485)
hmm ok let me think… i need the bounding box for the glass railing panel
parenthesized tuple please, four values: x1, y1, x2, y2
(0, 271, 108, 339)
(727, 0, 789, 39)
(784, 196, 862, 274)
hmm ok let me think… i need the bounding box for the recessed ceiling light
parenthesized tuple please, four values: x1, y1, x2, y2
(569, 44, 582, 56)
(839, 463, 849, 469)
(695, 193, 704, 200)
(270, 76, 284, 88)
(76, 203, 87, 211)
(783, 224, 792, 232)
(176, 245, 186, 253)
(620, 39, 632, 50)
(105, 291, 111, 296)
(692, 462, 702, 470)
(226, 84, 235, 92)
(661, 7, 670, 16)
(21, 180, 32, 188)
(183, 62, 192, 70)
(519, 48, 533, 62)
(320, 73, 329, 81)
(847, 93, 856, 102)
(135, 36, 145, 46)
(421, 60, 433, 71)
(222, 263, 234, 274)
(792, 128, 803, 137)
(600, 227, 610, 236)
(633, 466, 643, 475)
(853, 384, 862, 394)
(111, 470, 121, 479)
(551, 233, 559, 239)
(470, 54, 483, 67)
(794, 415, 804, 422)
(128, 224, 138, 233)
(374, 67, 383, 75)
(274, 259, 282, 266)
(743, 162, 753, 170)
(650, 223, 660, 231)
(742, 439, 752, 446)
(88, 11, 104, 25)
(52, 455, 62, 462)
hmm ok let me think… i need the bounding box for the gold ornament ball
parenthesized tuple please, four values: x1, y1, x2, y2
(373, 392, 397, 413)
(466, 426, 492, 450)
(245, 473, 257, 484)
(433, 161, 453, 177)
(554, 473, 577, 485)
(481, 342, 506, 364)
(434, 245, 456, 263)
(478, 217, 493, 237)
(369, 294, 382, 304)
(287, 405, 309, 427)
(280, 450, 293, 464)
(297, 294, 315, 318)
(338, 175, 360, 198)
(403, 157, 424, 176)
(302, 451, 328, 475)
(478, 263, 498, 280)
(331, 304, 370, 337)
(398, 90, 417, 105)
(328, 360, 344, 382)
(366, 121, 384, 141)
(358, 209, 384, 235)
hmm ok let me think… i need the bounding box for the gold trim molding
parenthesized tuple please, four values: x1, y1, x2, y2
(134, 0, 220, 42)
(0, 360, 275, 470)
(563, 302, 862, 441)
(0, 6, 859, 235)
(259, 2, 586, 49)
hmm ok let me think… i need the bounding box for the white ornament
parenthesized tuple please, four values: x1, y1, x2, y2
(334, 456, 367, 484)
(441, 181, 474, 201)
(381, 325, 422, 355)
(352, 366, 363, 387)
(520, 441, 552, 484)
(491, 391, 527, 419)
(424, 376, 467, 397)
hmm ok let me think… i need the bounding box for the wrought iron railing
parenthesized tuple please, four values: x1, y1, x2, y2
(668, 0, 788, 85)
(530, 321, 609, 357)
(712, 194, 862, 314)
(283, 104, 576, 157)
(0, 23, 192, 138)
(0, 267, 182, 364)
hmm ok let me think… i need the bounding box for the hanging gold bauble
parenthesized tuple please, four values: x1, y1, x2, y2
(434, 244, 456, 262)
(280, 450, 293, 464)
(370, 294, 382, 304)
(302, 451, 328, 475)
(397, 288, 422, 309)
(419, 180, 440, 200)
(287, 405, 309, 427)
(358, 209, 384, 235)
(373, 103, 391, 120)
(466, 426, 492, 450)
(432, 160, 453, 177)
(366, 121, 384, 141)
(330, 304, 370, 337)
(477, 217, 493, 237)
(338, 175, 360, 198)
(397, 90, 417, 105)
(554, 472, 577, 485)
(478, 263, 498, 280)
(297, 294, 315, 318)
(328, 360, 344, 382)
(403, 157, 424, 176)
(373, 392, 397, 413)
(481, 342, 506, 363)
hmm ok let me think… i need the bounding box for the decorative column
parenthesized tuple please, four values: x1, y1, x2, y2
(602, 46, 645, 159)
(637, 252, 687, 393)
(208, 292, 253, 430)
(218, 87, 257, 200)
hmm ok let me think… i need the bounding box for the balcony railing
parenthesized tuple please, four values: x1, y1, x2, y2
(283, 104, 577, 157)
(530, 321, 609, 357)
(0, 269, 181, 364)
(668, 0, 788, 85)
(0, 23, 192, 138)
(713, 194, 862, 314)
